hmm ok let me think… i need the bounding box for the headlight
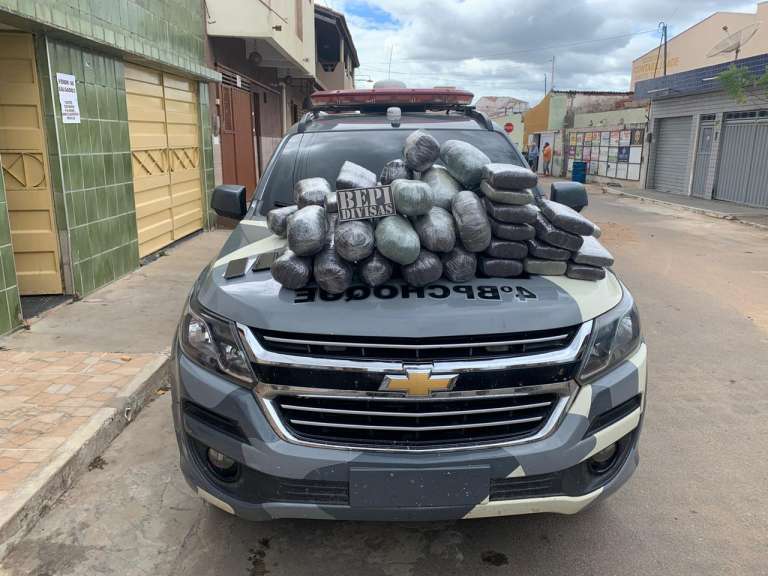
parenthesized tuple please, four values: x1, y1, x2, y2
(179, 297, 254, 384)
(579, 291, 642, 381)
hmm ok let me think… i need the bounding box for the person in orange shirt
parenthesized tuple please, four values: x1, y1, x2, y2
(542, 143, 553, 176)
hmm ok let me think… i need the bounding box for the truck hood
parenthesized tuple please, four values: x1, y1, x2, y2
(196, 220, 623, 337)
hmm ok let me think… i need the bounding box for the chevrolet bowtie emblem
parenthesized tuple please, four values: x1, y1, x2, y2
(381, 369, 458, 397)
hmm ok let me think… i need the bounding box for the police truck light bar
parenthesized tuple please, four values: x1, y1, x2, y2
(310, 87, 474, 109)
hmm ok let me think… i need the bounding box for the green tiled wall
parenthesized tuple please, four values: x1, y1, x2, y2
(0, 159, 22, 334)
(199, 82, 216, 228)
(0, 0, 218, 81)
(39, 37, 139, 296)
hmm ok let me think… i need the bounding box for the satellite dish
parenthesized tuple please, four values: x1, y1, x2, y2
(706, 22, 761, 59)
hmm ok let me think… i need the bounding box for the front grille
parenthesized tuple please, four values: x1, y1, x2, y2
(254, 325, 579, 362)
(272, 392, 559, 448)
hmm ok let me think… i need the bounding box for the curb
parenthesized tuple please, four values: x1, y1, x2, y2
(0, 355, 170, 560)
(599, 186, 768, 231)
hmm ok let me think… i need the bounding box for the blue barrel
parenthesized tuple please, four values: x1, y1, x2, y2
(572, 161, 587, 184)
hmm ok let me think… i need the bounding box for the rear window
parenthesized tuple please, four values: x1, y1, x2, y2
(256, 129, 524, 214)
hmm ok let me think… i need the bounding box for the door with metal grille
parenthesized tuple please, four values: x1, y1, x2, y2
(691, 122, 714, 198)
(715, 111, 768, 208)
(0, 33, 63, 295)
(125, 64, 203, 258)
(652, 116, 693, 195)
(220, 85, 258, 200)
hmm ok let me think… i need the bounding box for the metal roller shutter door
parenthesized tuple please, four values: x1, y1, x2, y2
(715, 114, 768, 208)
(125, 64, 203, 258)
(653, 116, 692, 195)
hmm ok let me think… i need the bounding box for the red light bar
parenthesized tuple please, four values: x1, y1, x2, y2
(311, 87, 474, 109)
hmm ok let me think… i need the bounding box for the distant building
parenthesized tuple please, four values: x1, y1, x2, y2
(631, 2, 768, 208)
(475, 96, 530, 116)
(631, 2, 768, 88)
(523, 91, 649, 185)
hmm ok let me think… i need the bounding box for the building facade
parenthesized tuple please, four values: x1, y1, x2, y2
(0, 0, 218, 334)
(631, 2, 768, 88)
(205, 1, 358, 203)
(523, 91, 648, 183)
(635, 53, 768, 208)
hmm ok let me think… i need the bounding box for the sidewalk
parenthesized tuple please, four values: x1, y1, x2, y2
(0, 230, 228, 558)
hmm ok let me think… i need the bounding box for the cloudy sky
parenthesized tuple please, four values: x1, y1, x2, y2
(320, 0, 757, 105)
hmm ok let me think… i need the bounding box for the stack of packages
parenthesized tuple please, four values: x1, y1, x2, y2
(480, 164, 613, 280)
(265, 130, 614, 294)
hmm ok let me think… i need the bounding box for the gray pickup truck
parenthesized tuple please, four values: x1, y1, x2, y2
(170, 99, 646, 521)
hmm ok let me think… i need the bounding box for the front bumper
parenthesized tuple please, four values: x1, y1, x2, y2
(171, 342, 647, 521)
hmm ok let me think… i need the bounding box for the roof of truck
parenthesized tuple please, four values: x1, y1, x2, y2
(290, 111, 495, 134)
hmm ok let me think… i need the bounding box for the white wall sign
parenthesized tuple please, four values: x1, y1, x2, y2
(56, 73, 81, 124)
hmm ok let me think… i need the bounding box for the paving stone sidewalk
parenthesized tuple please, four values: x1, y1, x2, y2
(0, 230, 228, 558)
(0, 352, 162, 502)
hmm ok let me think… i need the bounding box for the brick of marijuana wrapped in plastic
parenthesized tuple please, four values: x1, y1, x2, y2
(533, 212, 583, 252)
(483, 197, 539, 224)
(478, 256, 523, 278)
(524, 258, 567, 276)
(572, 235, 614, 267)
(441, 246, 477, 282)
(440, 139, 491, 188)
(294, 177, 332, 208)
(422, 165, 461, 210)
(314, 246, 354, 294)
(324, 191, 338, 213)
(482, 163, 538, 190)
(526, 238, 571, 261)
(266, 205, 298, 237)
(374, 215, 421, 265)
(485, 239, 528, 260)
(538, 197, 597, 236)
(270, 250, 313, 289)
(360, 250, 393, 286)
(391, 179, 433, 217)
(403, 129, 440, 172)
(489, 219, 535, 241)
(566, 262, 606, 281)
(379, 159, 412, 185)
(401, 249, 443, 287)
(287, 205, 327, 256)
(336, 160, 377, 190)
(451, 190, 491, 252)
(479, 181, 535, 205)
(334, 219, 375, 262)
(414, 207, 456, 253)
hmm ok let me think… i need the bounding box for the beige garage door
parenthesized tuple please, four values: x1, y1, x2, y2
(125, 64, 203, 258)
(0, 33, 63, 295)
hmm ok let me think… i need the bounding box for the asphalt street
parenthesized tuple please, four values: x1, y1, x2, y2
(2, 192, 767, 576)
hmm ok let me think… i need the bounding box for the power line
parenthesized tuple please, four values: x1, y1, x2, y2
(360, 28, 659, 66)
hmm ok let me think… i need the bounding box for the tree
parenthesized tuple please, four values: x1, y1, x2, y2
(718, 65, 768, 103)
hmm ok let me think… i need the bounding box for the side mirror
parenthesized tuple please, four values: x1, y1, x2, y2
(550, 181, 588, 212)
(212, 185, 247, 220)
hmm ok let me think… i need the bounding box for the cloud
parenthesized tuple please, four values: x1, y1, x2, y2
(321, 0, 758, 104)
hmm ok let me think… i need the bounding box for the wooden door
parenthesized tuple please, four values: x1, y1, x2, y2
(219, 85, 258, 199)
(0, 33, 63, 294)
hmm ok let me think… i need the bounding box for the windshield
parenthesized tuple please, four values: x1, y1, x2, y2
(256, 129, 524, 215)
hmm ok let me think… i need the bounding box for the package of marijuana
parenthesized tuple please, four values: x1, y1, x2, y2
(286, 205, 327, 256)
(452, 190, 491, 252)
(267, 205, 298, 237)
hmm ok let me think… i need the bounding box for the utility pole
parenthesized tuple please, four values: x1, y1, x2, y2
(662, 22, 668, 76)
(551, 56, 556, 91)
(387, 45, 394, 79)
(544, 74, 547, 96)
